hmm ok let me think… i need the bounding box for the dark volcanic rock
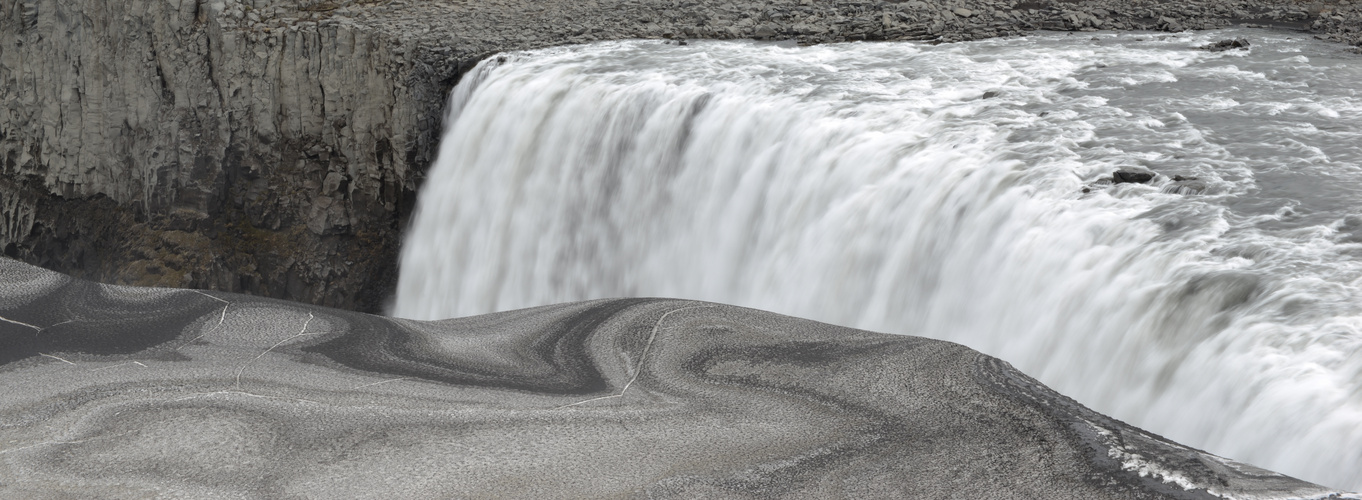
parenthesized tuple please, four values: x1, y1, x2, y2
(1113, 170, 1157, 184)
(1202, 37, 1252, 51)
(0, 258, 1349, 498)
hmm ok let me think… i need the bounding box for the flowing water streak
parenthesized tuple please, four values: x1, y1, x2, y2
(395, 30, 1362, 490)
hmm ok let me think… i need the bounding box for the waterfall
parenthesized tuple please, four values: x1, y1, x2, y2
(395, 31, 1362, 490)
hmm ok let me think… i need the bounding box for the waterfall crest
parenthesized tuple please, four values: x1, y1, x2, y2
(396, 32, 1362, 490)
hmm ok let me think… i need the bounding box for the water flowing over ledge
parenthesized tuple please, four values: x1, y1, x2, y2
(5, 0, 1360, 313)
(396, 30, 1362, 489)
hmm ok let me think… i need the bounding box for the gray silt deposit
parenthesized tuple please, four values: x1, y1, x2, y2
(0, 257, 1352, 498)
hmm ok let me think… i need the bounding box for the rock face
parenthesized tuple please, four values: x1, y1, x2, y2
(3, 0, 1362, 312)
(1201, 37, 1252, 51)
(0, 258, 1352, 498)
(0, 0, 455, 311)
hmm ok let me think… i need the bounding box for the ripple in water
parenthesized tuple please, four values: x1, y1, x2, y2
(395, 29, 1362, 490)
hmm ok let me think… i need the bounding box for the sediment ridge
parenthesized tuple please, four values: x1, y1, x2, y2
(2, 0, 1360, 311)
(0, 257, 1353, 497)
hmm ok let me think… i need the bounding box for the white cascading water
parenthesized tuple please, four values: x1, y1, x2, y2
(394, 30, 1362, 490)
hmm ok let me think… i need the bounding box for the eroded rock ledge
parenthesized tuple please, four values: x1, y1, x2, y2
(0, 257, 1353, 497)
(2, 0, 1360, 312)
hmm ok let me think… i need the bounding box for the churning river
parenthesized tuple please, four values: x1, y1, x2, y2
(393, 29, 1362, 489)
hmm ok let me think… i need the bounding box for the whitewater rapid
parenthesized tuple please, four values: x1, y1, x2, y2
(394, 29, 1362, 490)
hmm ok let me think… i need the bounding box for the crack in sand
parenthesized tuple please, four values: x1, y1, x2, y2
(557, 304, 715, 409)
(185, 290, 231, 344)
(353, 377, 411, 390)
(234, 312, 319, 389)
(168, 390, 321, 406)
(0, 314, 42, 331)
(0, 431, 138, 456)
(38, 353, 76, 365)
(92, 361, 149, 371)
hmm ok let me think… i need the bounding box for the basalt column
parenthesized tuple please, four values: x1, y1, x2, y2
(0, 0, 457, 312)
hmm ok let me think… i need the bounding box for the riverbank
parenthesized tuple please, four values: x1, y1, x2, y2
(0, 257, 1352, 497)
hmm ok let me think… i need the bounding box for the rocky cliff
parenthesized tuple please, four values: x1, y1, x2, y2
(2, 0, 1358, 313)
(0, 0, 459, 311)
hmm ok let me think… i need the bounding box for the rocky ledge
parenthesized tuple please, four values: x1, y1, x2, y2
(2, 0, 1361, 312)
(0, 257, 1355, 498)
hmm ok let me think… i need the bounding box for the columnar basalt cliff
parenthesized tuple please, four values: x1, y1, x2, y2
(0, 0, 457, 311)
(2, 0, 1360, 312)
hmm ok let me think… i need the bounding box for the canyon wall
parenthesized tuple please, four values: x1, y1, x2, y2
(0, 0, 462, 311)
(1, 0, 1356, 313)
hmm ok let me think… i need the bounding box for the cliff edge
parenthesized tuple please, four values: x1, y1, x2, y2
(2, 0, 1359, 312)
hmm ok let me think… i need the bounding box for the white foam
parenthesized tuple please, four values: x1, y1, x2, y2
(395, 31, 1362, 490)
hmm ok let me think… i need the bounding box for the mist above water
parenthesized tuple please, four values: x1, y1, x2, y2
(396, 30, 1362, 490)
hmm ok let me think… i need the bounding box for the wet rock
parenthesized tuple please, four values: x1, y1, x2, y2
(1113, 170, 1156, 184)
(322, 172, 346, 195)
(1166, 179, 1208, 195)
(1158, 16, 1184, 32)
(1202, 37, 1251, 51)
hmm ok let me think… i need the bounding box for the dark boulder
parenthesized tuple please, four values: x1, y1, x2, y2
(1202, 38, 1251, 51)
(1112, 170, 1155, 184)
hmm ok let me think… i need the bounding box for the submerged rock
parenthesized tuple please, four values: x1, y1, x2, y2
(1167, 175, 1209, 195)
(0, 258, 1351, 498)
(1112, 169, 1156, 184)
(1202, 37, 1252, 51)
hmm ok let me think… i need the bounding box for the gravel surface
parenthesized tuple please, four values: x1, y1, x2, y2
(238, 0, 1362, 61)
